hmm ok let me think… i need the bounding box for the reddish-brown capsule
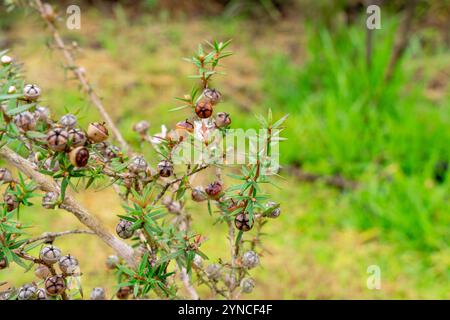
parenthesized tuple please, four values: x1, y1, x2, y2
(205, 181, 223, 199)
(87, 122, 109, 143)
(234, 212, 253, 232)
(195, 100, 213, 119)
(47, 128, 69, 152)
(116, 286, 132, 300)
(69, 146, 90, 167)
(45, 275, 66, 296)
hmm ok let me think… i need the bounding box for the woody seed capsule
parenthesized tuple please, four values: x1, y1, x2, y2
(234, 212, 253, 232)
(59, 114, 77, 129)
(90, 287, 106, 300)
(195, 100, 213, 119)
(203, 88, 221, 105)
(69, 146, 90, 167)
(46, 128, 69, 152)
(87, 122, 109, 143)
(59, 254, 79, 275)
(157, 160, 173, 178)
(23, 84, 41, 101)
(68, 128, 87, 147)
(116, 219, 134, 239)
(0, 168, 13, 184)
(34, 265, 51, 279)
(45, 275, 66, 296)
(17, 284, 37, 300)
(13, 111, 36, 131)
(133, 120, 150, 135)
(215, 112, 231, 128)
(39, 245, 61, 265)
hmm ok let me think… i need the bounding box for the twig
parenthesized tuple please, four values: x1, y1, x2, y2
(33, 0, 130, 154)
(0, 146, 136, 266)
(20, 229, 95, 248)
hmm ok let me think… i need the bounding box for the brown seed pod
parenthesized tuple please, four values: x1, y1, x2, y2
(128, 155, 148, 174)
(39, 245, 61, 265)
(87, 122, 109, 143)
(36, 288, 48, 300)
(195, 100, 213, 119)
(0, 168, 14, 184)
(116, 286, 132, 300)
(34, 265, 51, 279)
(69, 146, 90, 167)
(17, 284, 37, 300)
(215, 112, 231, 128)
(234, 212, 253, 232)
(157, 160, 173, 178)
(59, 114, 77, 129)
(205, 181, 223, 199)
(191, 186, 207, 202)
(0, 256, 8, 270)
(203, 88, 221, 105)
(42, 3, 56, 22)
(116, 219, 134, 239)
(175, 119, 194, 133)
(59, 254, 79, 275)
(45, 275, 66, 296)
(46, 128, 69, 152)
(133, 120, 150, 135)
(13, 111, 36, 131)
(68, 128, 87, 147)
(34, 106, 50, 122)
(90, 287, 106, 300)
(23, 84, 41, 101)
(3, 193, 18, 212)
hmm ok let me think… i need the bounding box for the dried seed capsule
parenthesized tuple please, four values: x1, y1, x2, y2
(205, 181, 223, 199)
(116, 219, 134, 239)
(240, 278, 255, 293)
(0, 168, 14, 184)
(59, 114, 77, 129)
(203, 88, 221, 105)
(36, 288, 47, 300)
(116, 286, 131, 300)
(13, 111, 36, 131)
(46, 128, 69, 152)
(1, 55, 13, 65)
(45, 275, 66, 296)
(234, 212, 253, 232)
(0, 256, 8, 270)
(34, 106, 50, 122)
(133, 120, 150, 135)
(157, 160, 173, 178)
(17, 284, 37, 300)
(192, 255, 203, 269)
(128, 155, 147, 174)
(34, 265, 51, 279)
(175, 119, 194, 134)
(162, 196, 181, 213)
(42, 3, 56, 21)
(4, 193, 18, 212)
(105, 145, 120, 160)
(195, 100, 213, 119)
(90, 287, 106, 300)
(87, 122, 109, 143)
(215, 112, 231, 128)
(191, 186, 207, 202)
(69, 146, 90, 167)
(67, 128, 86, 147)
(205, 264, 221, 281)
(266, 201, 281, 218)
(39, 245, 61, 265)
(23, 84, 41, 101)
(242, 250, 259, 269)
(43, 158, 60, 172)
(106, 255, 119, 270)
(42, 191, 59, 210)
(59, 254, 79, 275)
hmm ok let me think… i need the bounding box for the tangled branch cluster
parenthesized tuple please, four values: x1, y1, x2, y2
(0, 1, 287, 300)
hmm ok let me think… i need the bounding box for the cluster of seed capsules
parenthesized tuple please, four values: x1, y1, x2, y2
(5, 245, 79, 300)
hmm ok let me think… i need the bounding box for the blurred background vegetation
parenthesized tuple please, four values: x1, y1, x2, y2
(0, 0, 449, 299)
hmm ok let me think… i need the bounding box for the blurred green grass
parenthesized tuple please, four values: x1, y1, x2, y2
(0, 5, 449, 299)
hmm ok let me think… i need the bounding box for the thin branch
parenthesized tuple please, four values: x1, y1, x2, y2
(20, 229, 95, 248)
(33, 0, 130, 154)
(0, 146, 136, 266)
